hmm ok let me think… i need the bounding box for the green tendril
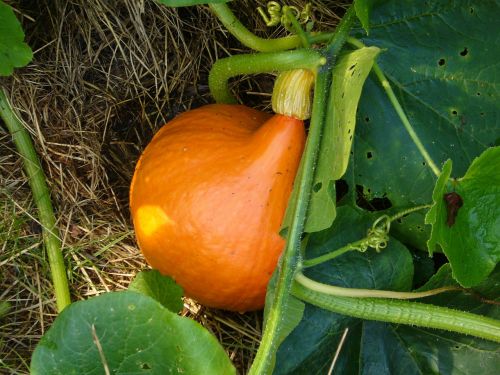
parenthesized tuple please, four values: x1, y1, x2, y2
(303, 204, 432, 268)
(258, 2, 312, 30)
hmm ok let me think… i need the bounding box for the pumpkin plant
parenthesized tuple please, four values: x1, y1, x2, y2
(1, 0, 499, 374)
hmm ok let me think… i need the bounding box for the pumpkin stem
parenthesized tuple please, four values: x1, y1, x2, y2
(272, 68, 315, 120)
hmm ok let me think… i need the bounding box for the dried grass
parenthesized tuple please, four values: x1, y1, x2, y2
(0, 0, 347, 373)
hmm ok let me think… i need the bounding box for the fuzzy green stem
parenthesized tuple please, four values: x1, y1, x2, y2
(209, 3, 300, 52)
(249, 63, 330, 375)
(347, 37, 440, 177)
(249, 9, 356, 375)
(0, 89, 71, 312)
(209, 3, 333, 52)
(292, 278, 500, 343)
(209, 49, 326, 104)
(284, 8, 310, 48)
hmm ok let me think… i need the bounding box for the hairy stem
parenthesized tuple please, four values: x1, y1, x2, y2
(209, 49, 326, 104)
(209, 3, 300, 52)
(0, 89, 71, 312)
(347, 37, 441, 177)
(209, 3, 333, 52)
(293, 279, 500, 343)
(284, 8, 310, 48)
(248, 9, 356, 375)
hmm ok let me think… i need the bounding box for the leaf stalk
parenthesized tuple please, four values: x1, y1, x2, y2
(347, 37, 441, 177)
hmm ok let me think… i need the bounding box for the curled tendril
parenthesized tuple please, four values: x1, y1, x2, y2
(257, 2, 312, 30)
(348, 215, 391, 253)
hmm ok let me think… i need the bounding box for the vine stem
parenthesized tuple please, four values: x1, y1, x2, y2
(209, 49, 326, 104)
(0, 89, 71, 312)
(292, 278, 500, 343)
(347, 37, 441, 177)
(295, 272, 460, 300)
(248, 9, 357, 375)
(209, 3, 333, 52)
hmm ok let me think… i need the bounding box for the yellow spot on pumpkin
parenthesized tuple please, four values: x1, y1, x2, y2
(135, 205, 175, 236)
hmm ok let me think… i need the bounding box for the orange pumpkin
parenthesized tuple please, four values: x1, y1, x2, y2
(130, 103, 305, 311)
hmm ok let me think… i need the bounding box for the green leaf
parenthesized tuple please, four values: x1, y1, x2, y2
(364, 264, 500, 375)
(353, 0, 372, 34)
(275, 216, 500, 375)
(330, 46, 381, 181)
(426, 147, 500, 287)
(0, 0, 33, 76)
(129, 270, 184, 313)
(31, 291, 235, 375)
(155, 0, 230, 7)
(304, 47, 380, 234)
(274, 206, 414, 374)
(350, 0, 500, 249)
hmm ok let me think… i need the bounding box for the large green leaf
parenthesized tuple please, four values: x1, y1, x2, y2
(426, 147, 500, 287)
(275, 215, 500, 375)
(0, 0, 32, 76)
(31, 291, 235, 375)
(274, 206, 414, 374)
(349, 0, 500, 249)
(129, 270, 184, 313)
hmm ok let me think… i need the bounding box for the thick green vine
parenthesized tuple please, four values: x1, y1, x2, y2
(292, 279, 500, 343)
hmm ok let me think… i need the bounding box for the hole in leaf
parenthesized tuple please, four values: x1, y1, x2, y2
(434, 252, 448, 270)
(313, 182, 322, 193)
(335, 179, 349, 202)
(422, 161, 426, 166)
(480, 112, 485, 116)
(470, 7, 474, 14)
(349, 64, 357, 71)
(438, 58, 446, 66)
(341, 92, 345, 98)
(459, 47, 468, 56)
(451, 110, 458, 116)
(364, 116, 370, 123)
(355, 185, 392, 211)
(476, 92, 481, 96)
(141, 363, 151, 370)
(349, 135, 352, 140)
(366, 151, 373, 159)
